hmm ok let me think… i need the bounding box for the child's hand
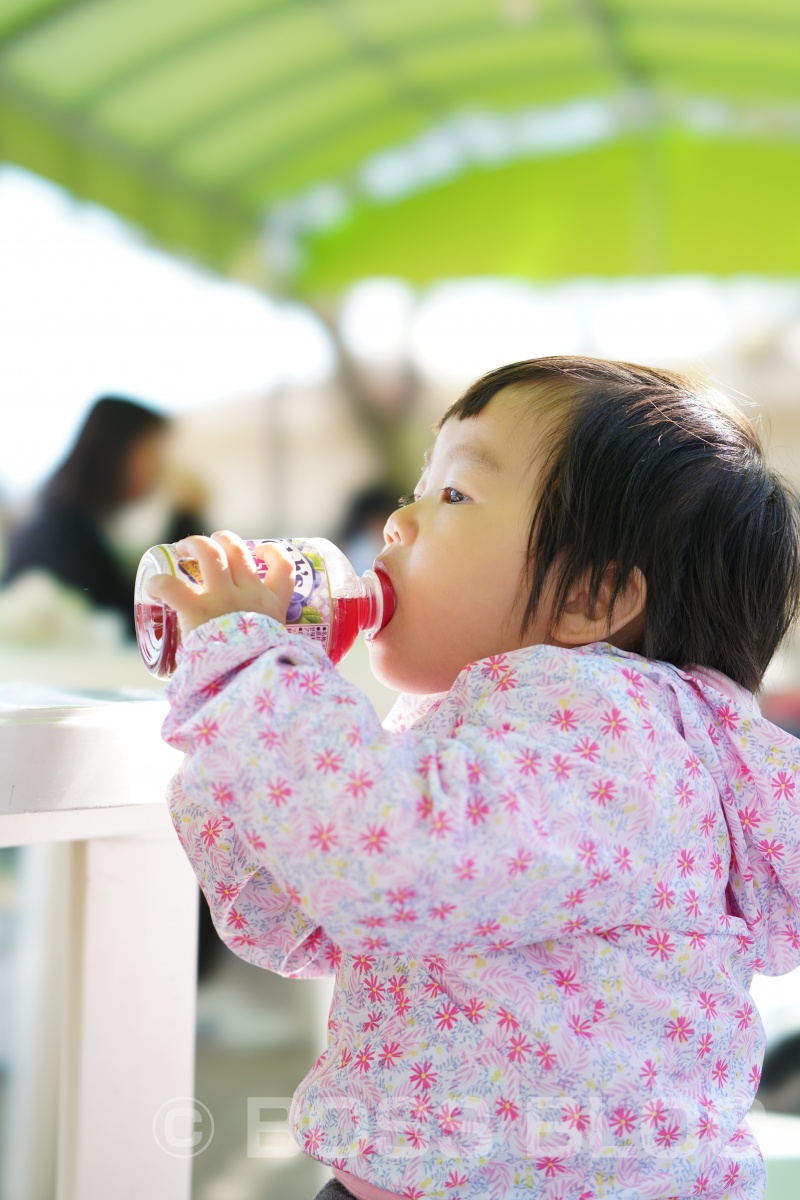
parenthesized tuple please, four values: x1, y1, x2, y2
(146, 531, 296, 637)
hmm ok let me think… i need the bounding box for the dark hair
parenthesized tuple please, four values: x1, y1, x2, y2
(441, 356, 800, 692)
(45, 395, 168, 514)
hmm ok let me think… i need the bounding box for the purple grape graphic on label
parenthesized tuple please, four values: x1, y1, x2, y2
(286, 595, 304, 623)
(243, 539, 330, 631)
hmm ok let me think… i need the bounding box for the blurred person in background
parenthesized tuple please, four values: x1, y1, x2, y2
(2, 395, 204, 639)
(336, 482, 402, 576)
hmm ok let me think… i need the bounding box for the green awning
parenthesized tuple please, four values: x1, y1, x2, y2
(1, 0, 799, 290)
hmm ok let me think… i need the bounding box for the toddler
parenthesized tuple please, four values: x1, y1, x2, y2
(151, 357, 800, 1200)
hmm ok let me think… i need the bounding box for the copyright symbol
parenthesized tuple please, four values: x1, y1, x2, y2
(153, 1096, 214, 1158)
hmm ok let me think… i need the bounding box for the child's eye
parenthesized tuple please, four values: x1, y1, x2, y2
(398, 487, 469, 506)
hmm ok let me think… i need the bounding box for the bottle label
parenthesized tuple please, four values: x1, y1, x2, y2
(247, 537, 331, 648)
(199, 537, 333, 650)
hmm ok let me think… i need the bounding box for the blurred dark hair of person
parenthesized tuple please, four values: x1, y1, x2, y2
(757, 1029, 800, 1114)
(336, 483, 400, 576)
(2, 395, 186, 638)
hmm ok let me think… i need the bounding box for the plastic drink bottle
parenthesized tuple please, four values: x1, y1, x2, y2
(134, 536, 395, 679)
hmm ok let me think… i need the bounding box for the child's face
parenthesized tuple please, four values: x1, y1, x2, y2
(369, 387, 552, 694)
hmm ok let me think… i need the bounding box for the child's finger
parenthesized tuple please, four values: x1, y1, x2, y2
(145, 571, 198, 611)
(251, 542, 296, 608)
(211, 530, 258, 587)
(176, 534, 228, 587)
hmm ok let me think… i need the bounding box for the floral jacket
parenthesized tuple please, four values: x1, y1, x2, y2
(162, 613, 800, 1200)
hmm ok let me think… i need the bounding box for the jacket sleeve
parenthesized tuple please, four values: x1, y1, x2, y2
(163, 612, 699, 961)
(165, 771, 340, 978)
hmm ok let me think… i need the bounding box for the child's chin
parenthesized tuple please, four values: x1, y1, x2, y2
(367, 648, 405, 692)
(370, 646, 455, 695)
(368, 643, 422, 693)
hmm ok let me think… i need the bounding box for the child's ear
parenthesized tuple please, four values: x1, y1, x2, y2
(550, 565, 647, 650)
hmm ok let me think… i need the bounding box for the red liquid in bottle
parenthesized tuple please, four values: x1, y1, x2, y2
(137, 601, 163, 641)
(328, 596, 364, 665)
(135, 601, 180, 679)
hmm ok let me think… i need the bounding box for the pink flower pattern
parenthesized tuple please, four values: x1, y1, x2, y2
(162, 616, 800, 1200)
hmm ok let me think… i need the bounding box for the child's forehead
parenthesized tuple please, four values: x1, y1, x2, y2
(429, 390, 541, 472)
(423, 427, 502, 475)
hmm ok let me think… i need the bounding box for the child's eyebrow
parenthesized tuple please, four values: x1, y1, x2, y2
(422, 443, 502, 475)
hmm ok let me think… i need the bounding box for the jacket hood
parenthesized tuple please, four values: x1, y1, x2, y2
(673, 664, 800, 976)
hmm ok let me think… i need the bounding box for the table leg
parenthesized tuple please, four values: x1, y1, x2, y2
(56, 808, 199, 1200)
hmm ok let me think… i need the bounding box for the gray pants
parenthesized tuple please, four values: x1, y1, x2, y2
(313, 1181, 355, 1199)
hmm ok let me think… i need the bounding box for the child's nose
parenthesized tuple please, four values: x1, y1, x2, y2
(383, 505, 416, 546)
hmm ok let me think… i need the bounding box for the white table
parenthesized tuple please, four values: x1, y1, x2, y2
(0, 684, 197, 1200)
